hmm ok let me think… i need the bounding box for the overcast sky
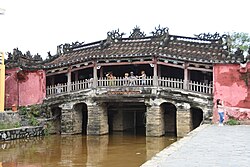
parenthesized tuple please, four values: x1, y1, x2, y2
(0, 0, 249, 59)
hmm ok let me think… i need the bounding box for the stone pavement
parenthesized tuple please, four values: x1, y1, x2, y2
(141, 124, 250, 167)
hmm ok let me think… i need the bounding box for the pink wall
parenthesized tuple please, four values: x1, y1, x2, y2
(5, 68, 46, 108)
(213, 63, 250, 122)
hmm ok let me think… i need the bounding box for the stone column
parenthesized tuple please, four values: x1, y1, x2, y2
(176, 103, 192, 137)
(87, 102, 108, 135)
(146, 104, 164, 136)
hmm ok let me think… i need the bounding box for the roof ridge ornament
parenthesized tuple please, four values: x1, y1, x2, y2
(194, 32, 228, 41)
(151, 25, 169, 37)
(57, 41, 85, 55)
(129, 26, 146, 39)
(107, 29, 125, 41)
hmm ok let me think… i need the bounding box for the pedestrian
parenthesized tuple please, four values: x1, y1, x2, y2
(56, 83, 62, 94)
(217, 99, 225, 126)
(139, 70, 146, 85)
(124, 73, 129, 86)
(106, 72, 115, 86)
(129, 71, 137, 86)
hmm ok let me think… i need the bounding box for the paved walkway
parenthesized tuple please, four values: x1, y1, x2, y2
(141, 124, 250, 167)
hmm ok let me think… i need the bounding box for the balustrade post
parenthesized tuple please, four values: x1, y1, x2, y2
(183, 62, 189, 90)
(93, 61, 98, 89)
(152, 57, 158, 87)
(67, 67, 72, 92)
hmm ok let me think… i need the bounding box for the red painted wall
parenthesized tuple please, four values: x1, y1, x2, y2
(213, 63, 250, 122)
(5, 68, 46, 108)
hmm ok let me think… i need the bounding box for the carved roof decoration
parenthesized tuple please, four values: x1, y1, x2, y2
(129, 26, 146, 39)
(151, 25, 169, 37)
(5, 26, 245, 70)
(107, 29, 125, 41)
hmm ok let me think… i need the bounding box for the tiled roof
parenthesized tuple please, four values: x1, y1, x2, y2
(5, 27, 244, 70)
(44, 34, 242, 69)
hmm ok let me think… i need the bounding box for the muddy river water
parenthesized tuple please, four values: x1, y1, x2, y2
(0, 131, 176, 167)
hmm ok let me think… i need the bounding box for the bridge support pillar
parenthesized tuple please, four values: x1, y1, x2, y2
(146, 105, 164, 137)
(87, 103, 109, 135)
(112, 109, 124, 131)
(176, 103, 192, 137)
(60, 103, 82, 134)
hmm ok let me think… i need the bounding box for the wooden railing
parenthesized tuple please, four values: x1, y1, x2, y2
(97, 76, 153, 87)
(46, 77, 213, 96)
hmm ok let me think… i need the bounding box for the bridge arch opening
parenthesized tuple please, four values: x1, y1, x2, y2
(73, 103, 88, 134)
(160, 102, 177, 136)
(191, 107, 203, 129)
(51, 106, 62, 134)
(107, 102, 146, 135)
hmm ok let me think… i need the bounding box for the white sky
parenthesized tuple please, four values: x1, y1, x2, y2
(0, 0, 249, 59)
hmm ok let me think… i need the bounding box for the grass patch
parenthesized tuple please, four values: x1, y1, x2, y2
(226, 118, 240, 125)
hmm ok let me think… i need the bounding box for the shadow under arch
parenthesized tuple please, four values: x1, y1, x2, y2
(107, 102, 146, 136)
(190, 107, 203, 130)
(50, 106, 62, 134)
(160, 102, 177, 137)
(73, 103, 88, 135)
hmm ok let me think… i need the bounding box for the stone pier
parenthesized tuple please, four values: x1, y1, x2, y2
(87, 102, 109, 135)
(146, 105, 164, 137)
(176, 103, 192, 137)
(60, 102, 83, 134)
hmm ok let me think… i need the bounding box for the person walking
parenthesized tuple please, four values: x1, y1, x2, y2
(216, 99, 225, 126)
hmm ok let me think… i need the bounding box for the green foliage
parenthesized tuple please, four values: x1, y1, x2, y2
(44, 122, 52, 136)
(228, 32, 250, 52)
(19, 106, 28, 115)
(28, 115, 39, 126)
(19, 105, 41, 126)
(0, 122, 21, 130)
(226, 118, 240, 125)
(30, 105, 40, 117)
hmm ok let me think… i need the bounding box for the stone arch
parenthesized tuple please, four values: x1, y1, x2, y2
(73, 102, 88, 134)
(190, 107, 203, 129)
(160, 102, 177, 136)
(51, 106, 62, 134)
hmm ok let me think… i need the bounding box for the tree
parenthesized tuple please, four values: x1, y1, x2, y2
(228, 32, 250, 53)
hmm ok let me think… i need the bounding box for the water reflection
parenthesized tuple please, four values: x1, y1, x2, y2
(0, 133, 176, 167)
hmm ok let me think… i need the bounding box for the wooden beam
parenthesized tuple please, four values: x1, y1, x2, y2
(187, 66, 213, 72)
(97, 61, 153, 67)
(157, 61, 184, 69)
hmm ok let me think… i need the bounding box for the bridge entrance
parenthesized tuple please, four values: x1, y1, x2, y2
(107, 102, 146, 135)
(161, 103, 177, 136)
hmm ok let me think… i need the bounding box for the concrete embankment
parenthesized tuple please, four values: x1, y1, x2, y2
(141, 124, 250, 167)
